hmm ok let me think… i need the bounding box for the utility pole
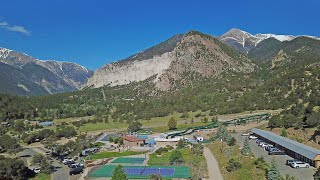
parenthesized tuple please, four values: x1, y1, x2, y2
(220, 138, 224, 153)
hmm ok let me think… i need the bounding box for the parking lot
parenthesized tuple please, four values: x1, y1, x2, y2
(233, 133, 315, 180)
(33, 147, 82, 180)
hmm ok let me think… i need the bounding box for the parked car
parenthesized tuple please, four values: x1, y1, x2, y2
(265, 145, 274, 151)
(258, 142, 266, 146)
(69, 166, 84, 175)
(241, 132, 250, 136)
(62, 158, 74, 165)
(68, 163, 84, 168)
(268, 149, 286, 155)
(286, 159, 301, 166)
(261, 143, 270, 148)
(290, 162, 310, 168)
(256, 139, 263, 144)
(68, 164, 78, 168)
(33, 167, 41, 174)
(267, 147, 279, 152)
(249, 135, 258, 140)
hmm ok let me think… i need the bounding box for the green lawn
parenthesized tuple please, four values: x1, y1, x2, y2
(30, 173, 51, 180)
(148, 148, 207, 179)
(87, 151, 146, 160)
(78, 122, 127, 133)
(148, 148, 191, 166)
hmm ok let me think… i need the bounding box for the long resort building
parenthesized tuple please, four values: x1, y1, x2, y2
(251, 128, 320, 168)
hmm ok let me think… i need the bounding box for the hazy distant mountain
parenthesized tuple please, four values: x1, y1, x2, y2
(86, 31, 255, 90)
(0, 47, 93, 95)
(219, 28, 319, 54)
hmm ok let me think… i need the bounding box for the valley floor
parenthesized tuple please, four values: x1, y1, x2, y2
(52, 109, 280, 135)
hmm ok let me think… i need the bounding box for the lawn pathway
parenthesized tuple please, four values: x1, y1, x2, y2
(203, 147, 223, 180)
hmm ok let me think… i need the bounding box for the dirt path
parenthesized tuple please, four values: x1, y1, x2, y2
(203, 147, 223, 180)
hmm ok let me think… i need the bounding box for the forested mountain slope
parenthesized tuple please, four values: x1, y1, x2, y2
(1, 31, 320, 130)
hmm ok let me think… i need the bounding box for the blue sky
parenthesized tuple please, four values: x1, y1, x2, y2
(0, 0, 319, 70)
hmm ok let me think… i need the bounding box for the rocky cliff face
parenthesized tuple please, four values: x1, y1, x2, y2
(0, 47, 93, 95)
(86, 31, 255, 90)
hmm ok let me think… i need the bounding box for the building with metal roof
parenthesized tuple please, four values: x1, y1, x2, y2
(251, 128, 320, 168)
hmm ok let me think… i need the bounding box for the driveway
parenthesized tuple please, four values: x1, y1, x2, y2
(233, 134, 315, 180)
(51, 159, 70, 180)
(51, 159, 84, 180)
(203, 147, 223, 180)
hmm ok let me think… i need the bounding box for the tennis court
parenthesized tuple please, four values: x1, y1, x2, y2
(89, 165, 191, 179)
(112, 157, 145, 164)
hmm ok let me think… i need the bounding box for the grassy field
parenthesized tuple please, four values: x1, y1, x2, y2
(75, 111, 211, 133)
(50, 110, 279, 134)
(148, 148, 191, 166)
(30, 173, 51, 180)
(87, 151, 146, 160)
(207, 141, 266, 180)
(148, 148, 207, 179)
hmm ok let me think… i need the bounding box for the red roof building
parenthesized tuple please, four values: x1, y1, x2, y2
(123, 136, 146, 147)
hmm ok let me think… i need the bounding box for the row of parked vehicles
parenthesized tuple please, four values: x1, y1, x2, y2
(253, 137, 310, 168)
(255, 139, 286, 155)
(60, 157, 85, 175)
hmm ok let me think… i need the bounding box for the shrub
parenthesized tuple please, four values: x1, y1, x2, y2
(169, 150, 183, 165)
(226, 158, 241, 172)
(254, 156, 268, 170)
(228, 137, 236, 146)
(280, 128, 287, 137)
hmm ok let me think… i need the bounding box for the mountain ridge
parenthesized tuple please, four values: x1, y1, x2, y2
(219, 28, 320, 54)
(86, 30, 255, 90)
(0, 47, 93, 95)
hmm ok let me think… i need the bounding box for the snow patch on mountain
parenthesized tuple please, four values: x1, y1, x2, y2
(219, 28, 320, 53)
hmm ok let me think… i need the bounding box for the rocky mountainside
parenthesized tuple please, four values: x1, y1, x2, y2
(86, 31, 255, 90)
(248, 36, 320, 68)
(3, 30, 320, 129)
(219, 28, 319, 54)
(0, 47, 93, 95)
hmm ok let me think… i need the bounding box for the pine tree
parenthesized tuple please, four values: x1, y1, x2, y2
(280, 128, 287, 137)
(168, 117, 177, 130)
(241, 138, 251, 155)
(216, 125, 229, 141)
(267, 158, 280, 180)
(111, 165, 127, 180)
(216, 125, 236, 147)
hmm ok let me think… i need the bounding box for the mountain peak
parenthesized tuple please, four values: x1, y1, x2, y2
(86, 30, 255, 90)
(223, 28, 253, 37)
(219, 28, 302, 53)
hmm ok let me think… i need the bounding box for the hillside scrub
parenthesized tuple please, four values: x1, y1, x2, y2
(208, 141, 266, 180)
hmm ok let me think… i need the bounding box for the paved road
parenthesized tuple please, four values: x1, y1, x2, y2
(233, 134, 315, 180)
(203, 147, 224, 180)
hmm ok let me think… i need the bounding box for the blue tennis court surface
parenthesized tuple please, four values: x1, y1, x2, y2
(89, 165, 190, 179)
(125, 167, 174, 176)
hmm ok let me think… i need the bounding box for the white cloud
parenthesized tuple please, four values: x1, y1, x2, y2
(0, 19, 31, 36)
